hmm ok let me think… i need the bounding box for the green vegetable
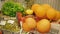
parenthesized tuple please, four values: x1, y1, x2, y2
(1, 1, 24, 17)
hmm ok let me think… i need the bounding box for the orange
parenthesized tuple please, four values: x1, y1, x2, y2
(37, 19, 51, 33)
(34, 6, 46, 18)
(46, 8, 56, 20)
(59, 12, 60, 19)
(22, 23, 31, 32)
(31, 4, 40, 11)
(42, 4, 51, 19)
(42, 4, 51, 10)
(54, 11, 60, 20)
(22, 18, 36, 32)
(25, 18, 36, 29)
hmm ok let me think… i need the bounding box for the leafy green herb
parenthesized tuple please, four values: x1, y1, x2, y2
(1, 1, 24, 17)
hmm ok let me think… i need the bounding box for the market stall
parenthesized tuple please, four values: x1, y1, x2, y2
(0, 0, 60, 34)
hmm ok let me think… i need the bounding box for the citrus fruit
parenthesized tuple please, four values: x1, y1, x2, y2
(22, 23, 31, 32)
(54, 11, 60, 20)
(46, 8, 56, 20)
(31, 4, 41, 11)
(37, 19, 51, 33)
(25, 9, 33, 15)
(42, 4, 51, 10)
(22, 18, 36, 32)
(34, 6, 46, 18)
(25, 18, 36, 29)
(59, 12, 60, 19)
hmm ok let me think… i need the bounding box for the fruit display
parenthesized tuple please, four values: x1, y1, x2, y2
(0, 1, 60, 34)
(31, 4, 60, 21)
(20, 4, 60, 34)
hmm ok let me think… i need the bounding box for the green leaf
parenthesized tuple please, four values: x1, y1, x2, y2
(1, 1, 24, 17)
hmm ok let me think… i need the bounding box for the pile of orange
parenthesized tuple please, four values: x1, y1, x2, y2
(22, 4, 60, 33)
(31, 4, 60, 21)
(22, 18, 51, 33)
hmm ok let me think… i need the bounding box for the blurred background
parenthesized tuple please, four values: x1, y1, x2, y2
(0, 0, 60, 11)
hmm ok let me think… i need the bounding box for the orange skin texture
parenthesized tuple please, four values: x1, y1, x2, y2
(22, 18, 36, 32)
(37, 19, 51, 33)
(42, 4, 51, 10)
(53, 11, 60, 21)
(46, 8, 56, 20)
(31, 4, 41, 12)
(22, 23, 31, 32)
(34, 6, 46, 18)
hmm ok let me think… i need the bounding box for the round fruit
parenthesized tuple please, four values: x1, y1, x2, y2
(22, 18, 36, 32)
(42, 4, 51, 19)
(31, 4, 41, 11)
(22, 23, 31, 32)
(25, 18, 36, 29)
(46, 8, 56, 20)
(42, 4, 51, 10)
(54, 11, 60, 20)
(25, 9, 33, 15)
(59, 12, 60, 19)
(37, 19, 51, 33)
(34, 6, 46, 18)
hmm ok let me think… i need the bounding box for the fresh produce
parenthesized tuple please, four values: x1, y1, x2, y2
(25, 18, 36, 29)
(32, 4, 49, 19)
(37, 19, 51, 33)
(34, 6, 46, 18)
(31, 4, 41, 12)
(58, 11, 60, 19)
(1, 1, 24, 17)
(42, 4, 51, 10)
(25, 9, 33, 15)
(59, 12, 60, 19)
(22, 22, 31, 32)
(22, 18, 36, 32)
(53, 11, 60, 20)
(31, 4, 60, 21)
(42, 4, 51, 19)
(21, 15, 35, 22)
(46, 8, 56, 20)
(20, 15, 40, 22)
(1, 3, 60, 33)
